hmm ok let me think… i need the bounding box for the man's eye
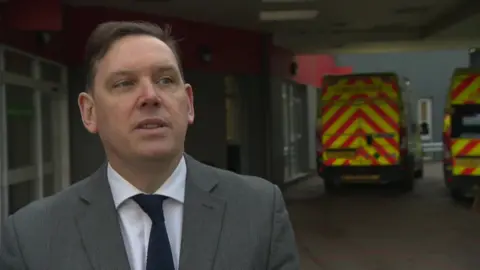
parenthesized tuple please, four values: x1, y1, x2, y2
(113, 80, 134, 88)
(157, 77, 173, 85)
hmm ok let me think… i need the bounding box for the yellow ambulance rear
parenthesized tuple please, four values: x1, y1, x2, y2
(443, 68, 480, 199)
(316, 73, 422, 192)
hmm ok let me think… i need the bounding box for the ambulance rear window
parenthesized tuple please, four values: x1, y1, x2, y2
(451, 105, 480, 138)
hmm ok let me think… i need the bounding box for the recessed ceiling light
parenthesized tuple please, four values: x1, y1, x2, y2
(259, 10, 318, 21)
(262, 0, 313, 3)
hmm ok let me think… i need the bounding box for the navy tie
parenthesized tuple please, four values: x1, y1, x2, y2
(133, 194, 175, 270)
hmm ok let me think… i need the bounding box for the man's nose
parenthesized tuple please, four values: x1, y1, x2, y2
(139, 82, 161, 107)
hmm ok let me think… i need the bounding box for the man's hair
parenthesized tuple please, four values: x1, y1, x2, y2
(84, 21, 182, 90)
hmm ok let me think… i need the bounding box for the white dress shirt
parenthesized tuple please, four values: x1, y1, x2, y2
(107, 157, 186, 270)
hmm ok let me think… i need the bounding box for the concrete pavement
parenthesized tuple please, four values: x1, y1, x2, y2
(285, 163, 480, 270)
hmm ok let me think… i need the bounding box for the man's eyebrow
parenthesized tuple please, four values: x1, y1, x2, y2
(109, 70, 133, 77)
(106, 65, 179, 81)
(153, 65, 178, 73)
(110, 65, 177, 75)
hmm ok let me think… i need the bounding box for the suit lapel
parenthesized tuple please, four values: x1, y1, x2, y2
(75, 164, 130, 270)
(179, 156, 226, 270)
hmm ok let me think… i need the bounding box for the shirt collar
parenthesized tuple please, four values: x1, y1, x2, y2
(107, 156, 187, 209)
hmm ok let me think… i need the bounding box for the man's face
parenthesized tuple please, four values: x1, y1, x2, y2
(78, 35, 194, 162)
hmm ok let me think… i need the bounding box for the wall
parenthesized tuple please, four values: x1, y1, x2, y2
(336, 50, 470, 143)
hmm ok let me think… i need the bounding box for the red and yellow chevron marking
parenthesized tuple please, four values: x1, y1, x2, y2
(451, 139, 480, 175)
(321, 101, 400, 166)
(450, 74, 480, 104)
(321, 76, 399, 101)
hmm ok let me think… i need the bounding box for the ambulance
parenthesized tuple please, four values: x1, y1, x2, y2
(316, 73, 424, 193)
(443, 68, 480, 200)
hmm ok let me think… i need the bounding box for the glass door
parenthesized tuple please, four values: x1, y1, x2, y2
(288, 84, 298, 179)
(0, 47, 69, 227)
(41, 92, 57, 197)
(292, 95, 303, 176)
(281, 83, 291, 181)
(282, 82, 309, 182)
(6, 84, 38, 214)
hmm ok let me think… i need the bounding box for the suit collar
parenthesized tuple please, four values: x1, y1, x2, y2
(107, 155, 187, 209)
(75, 164, 131, 270)
(78, 154, 219, 203)
(184, 154, 219, 192)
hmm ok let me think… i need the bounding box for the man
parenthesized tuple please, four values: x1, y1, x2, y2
(0, 21, 300, 270)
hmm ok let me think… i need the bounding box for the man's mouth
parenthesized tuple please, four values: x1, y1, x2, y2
(136, 119, 169, 130)
(139, 123, 167, 129)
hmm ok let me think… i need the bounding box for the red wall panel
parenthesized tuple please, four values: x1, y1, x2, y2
(63, 7, 265, 74)
(294, 54, 352, 87)
(0, 4, 294, 76)
(4, 0, 62, 31)
(293, 55, 318, 86)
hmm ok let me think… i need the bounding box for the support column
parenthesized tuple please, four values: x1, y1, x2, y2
(259, 34, 272, 181)
(262, 36, 288, 187)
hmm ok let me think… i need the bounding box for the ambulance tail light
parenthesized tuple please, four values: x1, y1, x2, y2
(443, 133, 452, 164)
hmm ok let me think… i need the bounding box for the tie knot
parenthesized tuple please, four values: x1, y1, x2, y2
(133, 194, 168, 224)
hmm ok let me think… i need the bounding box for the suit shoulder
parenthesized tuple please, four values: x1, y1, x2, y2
(205, 166, 282, 223)
(210, 166, 277, 197)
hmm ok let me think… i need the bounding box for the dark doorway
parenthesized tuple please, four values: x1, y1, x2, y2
(227, 144, 241, 173)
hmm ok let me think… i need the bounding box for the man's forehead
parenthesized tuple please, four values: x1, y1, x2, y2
(110, 34, 174, 56)
(97, 35, 179, 76)
(108, 64, 179, 77)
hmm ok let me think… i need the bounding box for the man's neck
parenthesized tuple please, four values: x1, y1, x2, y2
(108, 153, 183, 193)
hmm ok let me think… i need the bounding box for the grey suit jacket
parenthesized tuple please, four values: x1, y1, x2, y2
(0, 155, 300, 270)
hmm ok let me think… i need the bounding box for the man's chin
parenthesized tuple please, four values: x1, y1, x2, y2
(137, 146, 177, 160)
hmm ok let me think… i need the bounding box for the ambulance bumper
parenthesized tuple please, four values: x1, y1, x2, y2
(320, 164, 404, 184)
(448, 175, 480, 195)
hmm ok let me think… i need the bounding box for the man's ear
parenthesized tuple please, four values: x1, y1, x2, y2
(185, 83, 195, 124)
(78, 91, 98, 133)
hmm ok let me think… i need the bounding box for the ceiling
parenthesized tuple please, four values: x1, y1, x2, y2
(66, 0, 480, 54)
